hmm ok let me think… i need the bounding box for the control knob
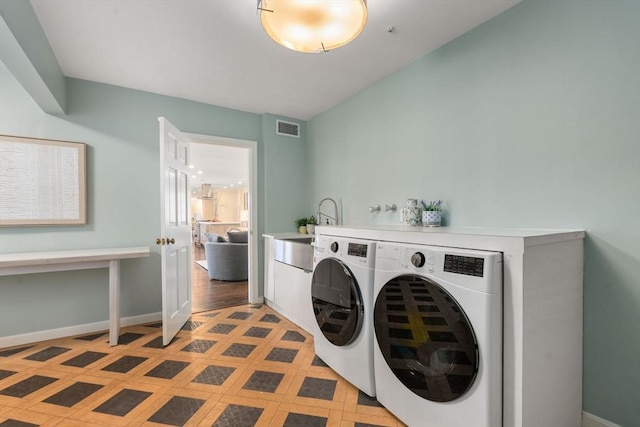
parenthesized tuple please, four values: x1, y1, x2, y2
(411, 252, 426, 267)
(330, 242, 339, 253)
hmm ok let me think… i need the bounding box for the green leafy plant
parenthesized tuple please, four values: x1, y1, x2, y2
(307, 215, 317, 225)
(421, 200, 443, 212)
(295, 217, 308, 227)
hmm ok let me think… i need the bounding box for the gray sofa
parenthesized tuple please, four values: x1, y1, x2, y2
(203, 230, 248, 281)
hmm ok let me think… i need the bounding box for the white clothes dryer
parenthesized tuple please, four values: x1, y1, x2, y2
(311, 235, 377, 397)
(373, 242, 503, 427)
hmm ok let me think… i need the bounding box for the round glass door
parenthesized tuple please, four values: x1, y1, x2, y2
(373, 274, 478, 402)
(311, 258, 363, 346)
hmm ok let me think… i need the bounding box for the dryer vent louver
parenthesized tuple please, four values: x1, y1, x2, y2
(276, 120, 300, 138)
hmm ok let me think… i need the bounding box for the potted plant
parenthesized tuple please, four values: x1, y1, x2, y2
(307, 215, 317, 234)
(421, 200, 443, 227)
(295, 217, 308, 234)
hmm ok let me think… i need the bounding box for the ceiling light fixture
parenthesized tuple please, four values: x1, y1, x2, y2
(258, 0, 367, 53)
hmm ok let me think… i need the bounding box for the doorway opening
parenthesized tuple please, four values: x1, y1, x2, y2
(186, 134, 258, 313)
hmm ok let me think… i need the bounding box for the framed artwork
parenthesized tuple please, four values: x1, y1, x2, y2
(0, 134, 87, 226)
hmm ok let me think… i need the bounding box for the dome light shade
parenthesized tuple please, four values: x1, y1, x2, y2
(259, 0, 367, 53)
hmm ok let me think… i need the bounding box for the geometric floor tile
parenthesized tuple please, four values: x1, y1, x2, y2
(0, 420, 39, 427)
(181, 320, 204, 331)
(61, 351, 108, 368)
(265, 347, 298, 363)
(145, 322, 163, 328)
(297, 377, 336, 401)
(117, 332, 145, 345)
(147, 395, 205, 426)
(311, 356, 328, 367)
(243, 326, 272, 338)
(284, 412, 327, 427)
(0, 346, 34, 358)
(144, 360, 190, 379)
(0, 304, 402, 427)
(227, 312, 252, 320)
(93, 388, 152, 416)
(181, 339, 216, 353)
(42, 382, 103, 407)
(208, 324, 237, 334)
(212, 403, 263, 427)
(357, 390, 384, 407)
(281, 331, 306, 342)
(101, 356, 148, 373)
(221, 343, 256, 358)
(143, 337, 166, 348)
(259, 314, 281, 323)
(242, 370, 284, 393)
(192, 365, 236, 386)
(24, 347, 70, 362)
(0, 369, 17, 380)
(74, 332, 106, 341)
(0, 375, 58, 398)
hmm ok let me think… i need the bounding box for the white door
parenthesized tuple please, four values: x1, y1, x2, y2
(158, 117, 192, 346)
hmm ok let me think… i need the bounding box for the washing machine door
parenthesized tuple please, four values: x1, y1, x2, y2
(374, 274, 479, 402)
(311, 258, 364, 346)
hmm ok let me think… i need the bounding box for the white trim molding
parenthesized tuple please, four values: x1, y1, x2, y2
(582, 411, 621, 427)
(0, 312, 161, 349)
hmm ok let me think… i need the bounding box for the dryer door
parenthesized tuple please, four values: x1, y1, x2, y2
(374, 274, 479, 402)
(311, 258, 363, 346)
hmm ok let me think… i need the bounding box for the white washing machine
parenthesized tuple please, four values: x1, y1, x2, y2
(373, 241, 503, 427)
(311, 235, 377, 397)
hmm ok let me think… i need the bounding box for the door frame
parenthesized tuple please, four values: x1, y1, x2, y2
(186, 132, 259, 304)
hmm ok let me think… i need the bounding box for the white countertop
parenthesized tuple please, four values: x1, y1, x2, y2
(313, 224, 585, 252)
(0, 246, 150, 268)
(263, 232, 314, 240)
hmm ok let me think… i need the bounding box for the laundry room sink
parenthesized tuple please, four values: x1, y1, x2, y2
(274, 237, 314, 271)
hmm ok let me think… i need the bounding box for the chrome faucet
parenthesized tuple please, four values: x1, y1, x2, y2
(317, 198, 339, 225)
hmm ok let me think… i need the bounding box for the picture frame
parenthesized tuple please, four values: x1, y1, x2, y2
(0, 134, 87, 226)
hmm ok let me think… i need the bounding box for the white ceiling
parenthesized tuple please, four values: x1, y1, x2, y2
(30, 0, 520, 122)
(189, 143, 249, 194)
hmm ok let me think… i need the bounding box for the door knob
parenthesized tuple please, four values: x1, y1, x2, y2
(385, 204, 397, 212)
(369, 205, 381, 213)
(168, 238, 175, 244)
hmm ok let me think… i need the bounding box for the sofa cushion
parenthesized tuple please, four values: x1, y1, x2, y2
(227, 230, 248, 243)
(206, 232, 225, 242)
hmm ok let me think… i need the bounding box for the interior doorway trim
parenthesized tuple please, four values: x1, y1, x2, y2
(185, 132, 259, 305)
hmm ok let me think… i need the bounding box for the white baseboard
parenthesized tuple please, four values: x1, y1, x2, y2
(582, 411, 621, 427)
(0, 312, 161, 349)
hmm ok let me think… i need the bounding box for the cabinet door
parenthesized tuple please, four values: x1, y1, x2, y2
(292, 268, 313, 333)
(264, 237, 275, 302)
(274, 261, 294, 314)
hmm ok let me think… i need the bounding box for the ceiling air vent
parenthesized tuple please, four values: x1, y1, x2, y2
(276, 119, 300, 138)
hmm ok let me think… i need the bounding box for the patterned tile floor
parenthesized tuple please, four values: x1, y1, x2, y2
(0, 304, 405, 427)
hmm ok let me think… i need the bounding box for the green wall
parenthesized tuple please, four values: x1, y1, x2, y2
(263, 113, 309, 232)
(307, 1, 639, 425)
(0, 65, 307, 335)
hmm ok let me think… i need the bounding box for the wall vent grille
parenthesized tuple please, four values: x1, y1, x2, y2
(276, 120, 300, 138)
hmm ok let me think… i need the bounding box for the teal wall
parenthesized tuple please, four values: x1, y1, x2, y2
(307, 1, 639, 425)
(263, 113, 309, 233)
(0, 65, 306, 335)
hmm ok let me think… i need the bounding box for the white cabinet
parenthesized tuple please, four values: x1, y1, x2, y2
(263, 234, 315, 333)
(264, 236, 275, 302)
(291, 266, 314, 333)
(272, 261, 314, 333)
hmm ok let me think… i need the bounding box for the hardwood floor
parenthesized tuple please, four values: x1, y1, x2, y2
(191, 244, 248, 313)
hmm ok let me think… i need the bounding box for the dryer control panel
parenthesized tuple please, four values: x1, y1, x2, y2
(444, 254, 485, 277)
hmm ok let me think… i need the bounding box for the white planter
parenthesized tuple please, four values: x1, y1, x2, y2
(422, 211, 441, 227)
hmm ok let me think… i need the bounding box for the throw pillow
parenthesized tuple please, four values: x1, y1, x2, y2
(206, 232, 225, 243)
(227, 230, 248, 243)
